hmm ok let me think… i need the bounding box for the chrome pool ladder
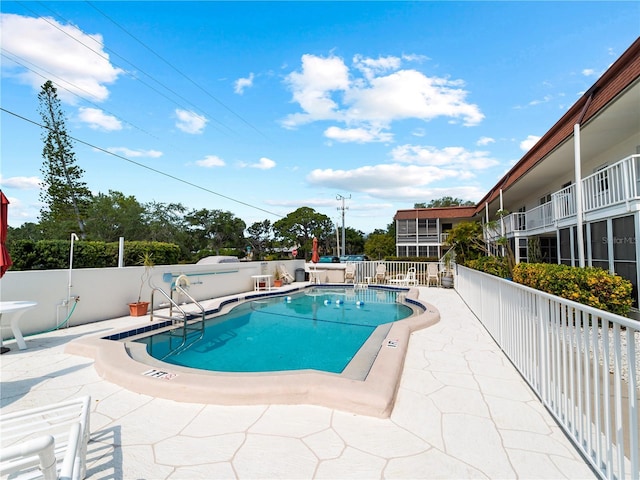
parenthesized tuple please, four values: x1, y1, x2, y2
(149, 286, 206, 358)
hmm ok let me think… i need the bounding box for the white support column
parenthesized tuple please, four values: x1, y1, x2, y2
(574, 124, 586, 267)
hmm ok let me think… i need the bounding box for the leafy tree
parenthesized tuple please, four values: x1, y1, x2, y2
(364, 232, 395, 259)
(7, 223, 45, 243)
(186, 209, 246, 255)
(143, 201, 190, 258)
(343, 227, 365, 255)
(38, 80, 92, 239)
(246, 220, 272, 260)
(415, 197, 475, 208)
(84, 190, 148, 241)
(272, 207, 333, 259)
(446, 221, 486, 263)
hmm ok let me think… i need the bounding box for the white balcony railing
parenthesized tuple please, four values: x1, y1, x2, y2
(456, 265, 639, 480)
(486, 154, 640, 241)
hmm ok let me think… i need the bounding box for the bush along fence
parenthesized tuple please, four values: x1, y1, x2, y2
(464, 257, 633, 317)
(512, 263, 633, 317)
(8, 240, 181, 270)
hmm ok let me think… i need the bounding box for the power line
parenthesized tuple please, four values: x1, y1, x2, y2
(18, 0, 236, 136)
(1, 51, 166, 143)
(1, 107, 284, 219)
(84, 0, 268, 140)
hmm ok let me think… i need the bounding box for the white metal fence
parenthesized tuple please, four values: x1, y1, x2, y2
(456, 265, 639, 480)
(350, 261, 443, 285)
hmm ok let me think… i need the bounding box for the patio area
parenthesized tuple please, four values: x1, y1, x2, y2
(0, 287, 596, 479)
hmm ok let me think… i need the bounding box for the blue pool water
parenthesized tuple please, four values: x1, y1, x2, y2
(136, 287, 414, 374)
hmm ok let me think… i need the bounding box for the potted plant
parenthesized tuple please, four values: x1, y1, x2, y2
(128, 252, 153, 316)
(441, 251, 454, 288)
(273, 269, 283, 288)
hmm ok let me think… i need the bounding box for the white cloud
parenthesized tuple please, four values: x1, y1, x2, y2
(175, 109, 207, 134)
(106, 147, 162, 158)
(282, 53, 483, 141)
(353, 54, 402, 80)
(391, 144, 499, 170)
(0, 13, 122, 103)
(240, 157, 276, 170)
(234, 73, 254, 94)
(255, 157, 276, 169)
(477, 136, 495, 146)
(307, 164, 471, 195)
(0, 176, 41, 189)
(283, 54, 350, 126)
(324, 126, 393, 143)
(195, 155, 225, 167)
(78, 107, 122, 131)
(582, 68, 597, 77)
(528, 95, 553, 106)
(520, 135, 541, 151)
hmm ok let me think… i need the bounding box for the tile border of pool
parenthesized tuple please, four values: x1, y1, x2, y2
(65, 286, 440, 418)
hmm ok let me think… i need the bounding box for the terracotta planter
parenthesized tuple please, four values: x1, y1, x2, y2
(128, 301, 150, 316)
(274, 279, 283, 287)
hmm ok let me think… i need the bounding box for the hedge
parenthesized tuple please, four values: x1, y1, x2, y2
(512, 263, 633, 316)
(464, 256, 510, 278)
(8, 240, 181, 270)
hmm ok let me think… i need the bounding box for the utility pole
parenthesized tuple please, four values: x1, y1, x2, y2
(336, 194, 350, 257)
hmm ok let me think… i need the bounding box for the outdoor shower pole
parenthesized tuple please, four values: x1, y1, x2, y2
(337, 194, 350, 257)
(68, 233, 79, 307)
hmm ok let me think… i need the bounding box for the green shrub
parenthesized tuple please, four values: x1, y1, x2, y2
(8, 240, 180, 270)
(512, 263, 633, 316)
(465, 256, 510, 278)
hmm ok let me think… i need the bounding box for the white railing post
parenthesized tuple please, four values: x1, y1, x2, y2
(456, 265, 639, 480)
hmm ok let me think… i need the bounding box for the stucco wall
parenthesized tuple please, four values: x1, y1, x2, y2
(0, 260, 304, 340)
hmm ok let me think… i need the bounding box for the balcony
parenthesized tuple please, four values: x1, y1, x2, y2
(486, 154, 640, 241)
(396, 232, 450, 244)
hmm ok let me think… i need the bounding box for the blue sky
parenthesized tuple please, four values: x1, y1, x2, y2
(1, 1, 639, 234)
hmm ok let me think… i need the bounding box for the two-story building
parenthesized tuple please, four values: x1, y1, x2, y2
(394, 206, 475, 259)
(395, 38, 640, 303)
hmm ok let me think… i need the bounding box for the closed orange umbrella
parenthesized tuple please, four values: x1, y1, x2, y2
(0, 190, 12, 278)
(311, 237, 319, 263)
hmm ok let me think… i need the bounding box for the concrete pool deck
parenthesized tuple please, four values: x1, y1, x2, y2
(0, 287, 596, 479)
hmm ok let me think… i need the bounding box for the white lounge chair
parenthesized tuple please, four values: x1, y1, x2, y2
(277, 264, 294, 284)
(389, 267, 418, 287)
(0, 395, 91, 480)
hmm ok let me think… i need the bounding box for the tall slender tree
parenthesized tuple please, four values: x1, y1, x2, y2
(38, 80, 92, 239)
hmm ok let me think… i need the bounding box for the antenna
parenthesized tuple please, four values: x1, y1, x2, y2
(336, 194, 351, 257)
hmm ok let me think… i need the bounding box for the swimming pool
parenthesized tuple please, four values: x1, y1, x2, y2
(136, 288, 413, 374)
(66, 285, 440, 417)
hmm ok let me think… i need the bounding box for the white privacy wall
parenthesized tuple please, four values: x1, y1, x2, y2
(0, 260, 303, 339)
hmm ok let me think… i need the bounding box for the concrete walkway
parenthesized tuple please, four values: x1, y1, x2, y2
(0, 288, 596, 479)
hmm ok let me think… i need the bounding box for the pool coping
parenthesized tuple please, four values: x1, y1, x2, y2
(65, 286, 440, 418)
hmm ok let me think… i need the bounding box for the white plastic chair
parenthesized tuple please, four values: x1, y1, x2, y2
(426, 262, 440, 287)
(344, 263, 356, 283)
(389, 267, 417, 287)
(373, 263, 386, 284)
(277, 264, 294, 284)
(0, 396, 91, 480)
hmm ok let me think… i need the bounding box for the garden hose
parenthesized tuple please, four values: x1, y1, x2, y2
(25, 296, 80, 338)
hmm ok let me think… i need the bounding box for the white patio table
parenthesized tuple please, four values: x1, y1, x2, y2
(0, 301, 37, 352)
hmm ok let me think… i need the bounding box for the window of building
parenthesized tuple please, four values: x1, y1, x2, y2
(559, 228, 571, 265)
(590, 221, 609, 270)
(612, 215, 637, 305)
